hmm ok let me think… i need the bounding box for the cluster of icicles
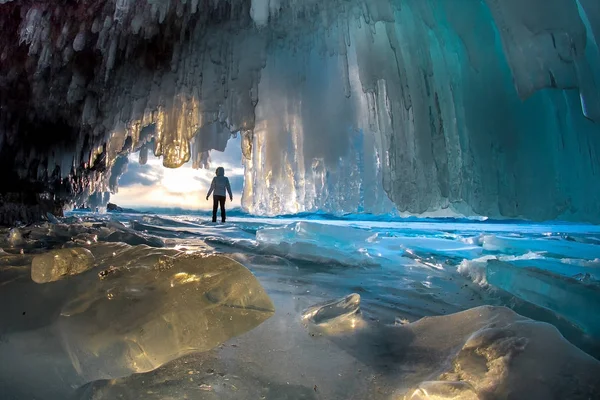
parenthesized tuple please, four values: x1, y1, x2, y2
(1, 0, 599, 219)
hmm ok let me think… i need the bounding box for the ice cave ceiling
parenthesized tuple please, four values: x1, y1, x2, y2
(0, 0, 599, 222)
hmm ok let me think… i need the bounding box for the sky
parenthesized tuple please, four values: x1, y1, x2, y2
(111, 135, 244, 210)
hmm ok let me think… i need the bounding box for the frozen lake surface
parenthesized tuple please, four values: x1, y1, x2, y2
(0, 211, 599, 399)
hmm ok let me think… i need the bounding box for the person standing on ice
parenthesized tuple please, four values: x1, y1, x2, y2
(206, 166, 233, 223)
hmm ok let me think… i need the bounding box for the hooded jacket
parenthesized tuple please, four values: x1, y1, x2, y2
(207, 167, 232, 198)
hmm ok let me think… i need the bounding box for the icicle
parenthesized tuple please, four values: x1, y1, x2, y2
(104, 33, 118, 82)
(19, 8, 42, 46)
(114, 0, 130, 23)
(130, 14, 144, 34)
(91, 18, 101, 34)
(250, 0, 270, 27)
(138, 143, 148, 165)
(339, 30, 351, 98)
(241, 130, 254, 160)
(57, 22, 70, 49)
(158, 1, 169, 24)
(72, 31, 86, 52)
(0, 0, 599, 221)
(575, 58, 600, 121)
(191, 0, 199, 14)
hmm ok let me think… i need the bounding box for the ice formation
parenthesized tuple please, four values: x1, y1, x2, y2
(401, 306, 600, 399)
(0, 0, 600, 221)
(486, 260, 600, 337)
(58, 252, 274, 382)
(301, 293, 365, 335)
(0, 243, 274, 397)
(482, 234, 600, 260)
(255, 221, 483, 266)
(31, 247, 95, 283)
(297, 299, 600, 399)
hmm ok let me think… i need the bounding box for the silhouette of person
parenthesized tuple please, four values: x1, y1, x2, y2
(206, 166, 233, 223)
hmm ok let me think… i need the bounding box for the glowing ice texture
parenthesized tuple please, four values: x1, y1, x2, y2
(58, 252, 275, 382)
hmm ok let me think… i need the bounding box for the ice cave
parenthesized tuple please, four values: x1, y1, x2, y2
(0, 0, 600, 399)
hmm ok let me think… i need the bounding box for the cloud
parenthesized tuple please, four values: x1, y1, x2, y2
(112, 184, 243, 210)
(228, 175, 244, 192)
(193, 175, 213, 185)
(117, 160, 163, 187)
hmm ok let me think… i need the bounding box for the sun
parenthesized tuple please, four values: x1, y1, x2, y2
(161, 166, 205, 194)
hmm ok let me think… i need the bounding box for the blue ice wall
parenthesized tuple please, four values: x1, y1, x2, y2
(347, 0, 600, 221)
(240, 0, 600, 219)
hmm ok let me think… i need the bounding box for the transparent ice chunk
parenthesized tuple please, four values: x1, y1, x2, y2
(31, 247, 95, 284)
(301, 293, 365, 335)
(58, 254, 274, 382)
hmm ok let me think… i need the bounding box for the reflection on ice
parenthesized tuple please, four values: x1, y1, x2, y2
(8, 228, 25, 247)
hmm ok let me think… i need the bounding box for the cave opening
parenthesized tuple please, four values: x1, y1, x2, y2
(108, 134, 245, 211)
(1, 2, 600, 399)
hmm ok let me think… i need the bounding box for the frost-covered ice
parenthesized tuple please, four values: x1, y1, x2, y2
(1, 211, 600, 399)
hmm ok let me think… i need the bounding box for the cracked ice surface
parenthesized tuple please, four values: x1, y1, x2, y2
(0, 0, 599, 220)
